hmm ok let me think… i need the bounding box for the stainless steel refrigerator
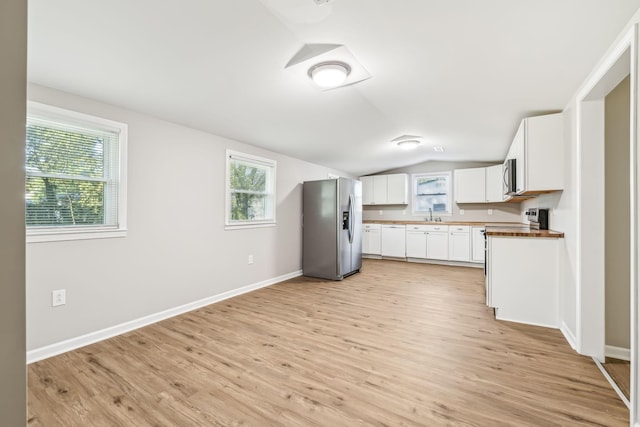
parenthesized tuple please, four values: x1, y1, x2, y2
(302, 178, 362, 280)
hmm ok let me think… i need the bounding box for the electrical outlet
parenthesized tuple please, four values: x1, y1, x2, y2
(459, 209, 465, 215)
(248, 255, 254, 265)
(402, 210, 406, 215)
(378, 210, 383, 215)
(52, 289, 66, 307)
(488, 209, 493, 215)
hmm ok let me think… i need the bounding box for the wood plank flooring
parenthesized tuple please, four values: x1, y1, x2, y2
(28, 259, 628, 426)
(604, 358, 631, 401)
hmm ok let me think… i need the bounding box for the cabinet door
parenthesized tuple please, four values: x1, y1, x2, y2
(361, 176, 374, 205)
(406, 231, 427, 258)
(386, 174, 408, 204)
(454, 168, 486, 203)
(449, 231, 470, 262)
(485, 165, 503, 203)
(373, 176, 388, 204)
(525, 113, 563, 192)
(471, 227, 485, 263)
(512, 121, 526, 194)
(368, 229, 381, 255)
(381, 226, 405, 257)
(426, 231, 449, 260)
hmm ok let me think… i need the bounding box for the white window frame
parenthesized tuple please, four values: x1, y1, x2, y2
(26, 102, 128, 243)
(225, 149, 277, 230)
(411, 171, 452, 217)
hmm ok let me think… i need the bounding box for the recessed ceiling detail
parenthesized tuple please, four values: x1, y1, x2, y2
(285, 44, 371, 91)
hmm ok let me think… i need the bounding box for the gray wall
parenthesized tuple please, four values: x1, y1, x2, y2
(604, 75, 630, 350)
(362, 161, 523, 223)
(0, 0, 27, 424)
(26, 84, 349, 351)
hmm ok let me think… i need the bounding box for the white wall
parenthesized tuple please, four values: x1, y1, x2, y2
(363, 161, 523, 223)
(26, 84, 349, 353)
(0, 0, 27, 424)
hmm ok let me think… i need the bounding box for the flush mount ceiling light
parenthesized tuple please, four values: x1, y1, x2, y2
(308, 62, 351, 88)
(396, 139, 421, 150)
(391, 134, 423, 150)
(285, 44, 371, 91)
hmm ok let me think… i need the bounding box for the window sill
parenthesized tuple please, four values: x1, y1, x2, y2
(27, 227, 127, 243)
(225, 222, 276, 231)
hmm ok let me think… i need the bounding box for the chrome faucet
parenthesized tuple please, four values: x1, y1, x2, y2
(426, 208, 433, 222)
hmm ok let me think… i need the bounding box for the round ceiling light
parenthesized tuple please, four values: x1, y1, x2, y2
(396, 139, 421, 150)
(308, 62, 351, 88)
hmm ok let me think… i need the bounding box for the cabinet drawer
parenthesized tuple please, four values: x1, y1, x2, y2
(449, 226, 470, 233)
(423, 225, 449, 232)
(363, 224, 382, 230)
(406, 224, 449, 232)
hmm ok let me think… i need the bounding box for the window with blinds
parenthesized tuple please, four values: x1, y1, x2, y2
(26, 102, 128, 241)
(225, 150, 276, 228)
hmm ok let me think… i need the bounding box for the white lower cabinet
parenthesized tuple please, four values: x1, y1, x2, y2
(426, 229, 448, 260)
(471, 227, 485, 263)
(448, 226, 470, 262)
(487, 236, 560, 327)
(381, 225, 406, 258)
(405, 225, 449, 260)
(362, 224, 382, 255)
(406, 228, 427, 258)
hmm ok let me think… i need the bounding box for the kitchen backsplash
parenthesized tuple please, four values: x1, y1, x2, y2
(362, 203, 523, 223)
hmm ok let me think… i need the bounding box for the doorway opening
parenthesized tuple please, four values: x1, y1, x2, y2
(577, 27, 636, 422)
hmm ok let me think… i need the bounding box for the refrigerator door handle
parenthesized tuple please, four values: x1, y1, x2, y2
(348, 193, 355, 244)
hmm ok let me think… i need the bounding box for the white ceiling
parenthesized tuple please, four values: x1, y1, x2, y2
(28, 0, 640, 176)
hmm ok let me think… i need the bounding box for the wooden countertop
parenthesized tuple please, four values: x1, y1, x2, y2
(485, 226, 564, 238)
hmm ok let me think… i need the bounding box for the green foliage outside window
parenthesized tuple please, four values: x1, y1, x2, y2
(26, 124, 108, 227)
(229, 162, 268, 221)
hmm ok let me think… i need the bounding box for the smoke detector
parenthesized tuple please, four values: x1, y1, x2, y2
(312, 0, 333, 4)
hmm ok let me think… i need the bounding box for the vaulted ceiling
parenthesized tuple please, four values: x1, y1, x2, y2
(28, 0, 640, 176)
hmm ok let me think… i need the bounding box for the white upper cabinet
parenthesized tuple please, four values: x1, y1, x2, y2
(361, 176, 375, 205)
(360, 173, 408, 205)
(485, 164, 503, 203)
(386, 174, 409, 204)
(372, 175, 388, 204)
(454, 168, 486, 203)
(508, 113, 563, 195)
(454, 165, 503, 203)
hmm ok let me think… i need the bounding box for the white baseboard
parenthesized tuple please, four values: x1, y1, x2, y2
(605, 345, 631, 361)
(27, 270, 302, 364)
(560, 321, 578, 351)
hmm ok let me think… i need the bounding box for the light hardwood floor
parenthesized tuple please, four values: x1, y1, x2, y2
(28, 259, 628, 426)
(604, 358, 631, 401)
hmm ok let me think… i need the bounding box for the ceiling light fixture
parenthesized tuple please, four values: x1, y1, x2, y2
(396, 139, 421, 150)
(308, 62, 351, 88)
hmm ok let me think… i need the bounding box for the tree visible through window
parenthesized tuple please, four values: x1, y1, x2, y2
(226, 151, 276, 226)
(412, 172, 452, 215)
(25, 103, 126, 239)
